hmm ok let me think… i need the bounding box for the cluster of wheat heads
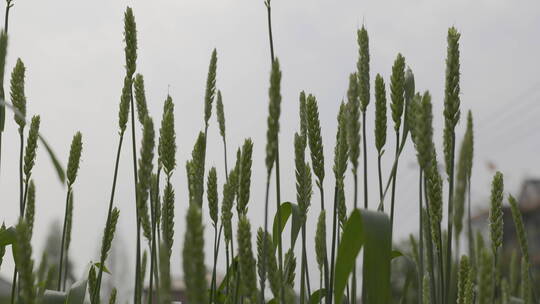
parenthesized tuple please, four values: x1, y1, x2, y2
(0, 3, 537, 304)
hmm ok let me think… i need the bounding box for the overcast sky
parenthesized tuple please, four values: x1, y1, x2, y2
(0, 0, 539, 299)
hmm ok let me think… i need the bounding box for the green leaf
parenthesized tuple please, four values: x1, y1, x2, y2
(334, 209, 363, 304)
(272, 202, 292, 250)
(391, 250, 403, 259)
(41, 290, 66, 304)
(309, 288, 326, 304)
(0, 226, 16, 246)
(39, 134, 66, 184)
(361, 210, 392, 304)
(267, 299, 277, 304)
(93, 262, 111, 275)
(289, 203, 302, 248)
(66, 279, 87, 303)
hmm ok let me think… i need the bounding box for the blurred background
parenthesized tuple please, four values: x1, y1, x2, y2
(0, 0, 539, 302)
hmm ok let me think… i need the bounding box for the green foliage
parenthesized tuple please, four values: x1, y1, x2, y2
(10, 58, 26, 131)
(66, 132, 83, 187)
(265, 59, 282, 173)
(374, 74, 387, 153)
(15, 220, 35, 304)
(133, 74, 148, 124)
(207, 166, 219, 225)
(390, 54, 405, 132)
(123, 7, 137, 78)
(183, 203, 207, 303)
(306, 94, 325, 189)
(24, 115, 40, 178)
(489, 171, 504, 254)
(357, 26, 370, 112)
(237, 215, 258, 303)
(204, 49, 218, 129)
(509, 195, 529, 261)
(237, 138, 253, 214)
(478, 248, 494, 304)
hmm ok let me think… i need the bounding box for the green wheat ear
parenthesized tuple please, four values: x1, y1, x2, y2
(100, 207, 120, 266)
(216, 90, 226, 138)
(265, 58, 282, 173)
(207, 167, 219, 226)
(374, 74, 387, 153)
(123, 7, 137, 78)
(295, 132, 312, 223)
(346, 73, 360, 173)
(284, 248, 296, 287)
(489, 171, 504, 254)
(390, 53, 405, 132)
(457, 255, 470, 304)
(422, 274, 430, 304)
(315, 210, 327, 270)
(10, 58, 26, 132)
(333, 102, 348, 187)
(508, 195, 529, 261)
(443, 27, 461, 176)
(306, 94, 325, 189)
(161, 182, 175, 257)
(133, 74, 149, 124)
(478, 248, 493, 304)
(256, 228, 280, 298)
(24, 115, 40, 178)
(299, 91, 308, 145)
(0, 31, 8, 133)
(465, 111, 474, 178)
(357, 26, 370, 112)
(15, 220, 35, 304)
(521, 257, 531, 304)
(237, 215, 258, 303)
(183, 203, 207, 304)
(187, 132, 206, 207)
(66, 132, 83, 187)
(137, 117, 155, 242)
(25, 180, 35, 238)
(88, 266, 97, 300)
(204, 48, 218, 130)
(108, 288, 117, 304)
(453, 113, 473, 240)
(159, 95, 176, 175)
(237, 138, 253, 215)
(118, 76, 131, 133)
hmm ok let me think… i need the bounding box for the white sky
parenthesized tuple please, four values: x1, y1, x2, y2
(0, 0, 539, 299)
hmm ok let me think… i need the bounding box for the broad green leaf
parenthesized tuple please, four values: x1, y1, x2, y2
(289, 203, 302, 248)
(0, 226, 16, 246)
(309, 288, 326, 304)
(334, 209, 363, 304)
(66, 279, 87, 303)
(41, 290, 66, 304)
(361, 210, 392, 304)
(272, 202, 292, 250)
(267, 299, 277, 304)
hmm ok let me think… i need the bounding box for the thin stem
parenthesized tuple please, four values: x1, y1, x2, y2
(444, 134, 455, 304)
(129, 83, 142, 304)
(223, 137, 229, 182)
(148, 204, 156, 303)
(210, 224, 219, 303)
(300, 226, 307, 304)
(318, 185, 330, 304)
(362, 112, 368, 209)
(466, 178, 473, 265)
(154, 170, 163, 304)
(377, 153, 383, 203)
(329, 185, 339, 303)
(9, 269, 16, 304)
(351, 173, 358, 304)
(276, 149, 284, 304)
(225, 240, 230, 298)
(18, 131, 23, 215)
(63, 249, 69, 290)
(418, 169, 424, 304)
(390, 130, 400, 231)
(93, 134, 125, 302)
(57, 188, 72, 290)
(303, 248, 312, 297)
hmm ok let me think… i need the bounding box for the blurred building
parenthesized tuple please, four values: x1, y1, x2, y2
(472, 179, 540, 271)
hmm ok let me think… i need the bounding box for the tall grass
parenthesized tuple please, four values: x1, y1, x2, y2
(0, 4, 537, 304)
